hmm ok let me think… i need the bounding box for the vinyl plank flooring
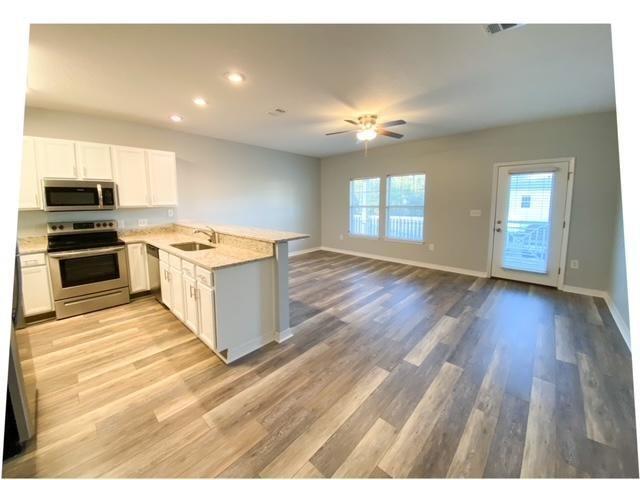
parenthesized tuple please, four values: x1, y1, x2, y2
(3, 252, 636, 479)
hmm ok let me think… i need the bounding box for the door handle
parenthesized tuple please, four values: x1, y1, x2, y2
(495, 228, 502, 232)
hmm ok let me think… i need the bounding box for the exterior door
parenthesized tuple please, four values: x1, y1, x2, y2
(490, 161, 570, 287)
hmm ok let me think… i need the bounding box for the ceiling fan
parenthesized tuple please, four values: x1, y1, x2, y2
(325, 114, 406, 142)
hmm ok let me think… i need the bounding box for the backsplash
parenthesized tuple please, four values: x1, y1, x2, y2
(17, 208, 175, 237)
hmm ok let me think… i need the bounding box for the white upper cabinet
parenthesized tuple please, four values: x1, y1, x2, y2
(75, 142, 113, 180)
(36, 138, 78, 179)
(147, 150, 178, 206)
(19, 137, 41, 210)
(112, 146, 150, 207)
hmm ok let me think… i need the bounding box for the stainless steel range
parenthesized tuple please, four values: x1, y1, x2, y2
(47, 220, 130, 319)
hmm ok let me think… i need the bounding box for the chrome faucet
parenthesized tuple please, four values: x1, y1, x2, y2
(193, 226, 218, 244)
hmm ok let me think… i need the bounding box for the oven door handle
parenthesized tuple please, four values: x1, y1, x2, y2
(48, 246, 125, 259)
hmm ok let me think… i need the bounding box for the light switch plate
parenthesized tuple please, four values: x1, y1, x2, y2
(428, 244, 435, 251)
(470, 209, 482, 217)
(570, 259, 579, 269)
(167, 209, 174, 217)
(339, 234, 344, 240)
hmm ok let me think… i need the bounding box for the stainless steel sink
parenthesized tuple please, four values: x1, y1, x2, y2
(170, 242, 215, 251)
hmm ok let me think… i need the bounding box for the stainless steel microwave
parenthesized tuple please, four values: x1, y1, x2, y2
(42, 179, 118, 212)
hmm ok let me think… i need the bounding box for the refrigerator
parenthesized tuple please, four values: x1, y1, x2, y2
(3, 248, 37, 460)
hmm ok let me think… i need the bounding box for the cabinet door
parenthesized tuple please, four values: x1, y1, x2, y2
(76, 142, 113, 180)
(182, 275, 199, 334)
(169, 265, 185, 321)
(35, 138, 77, 179)
(112, 146, 150, 207)
(127, 243, 149, 293)
(147, 150, 178, 206)
(197, 282, 216, 350)
(159, 261, 172, 309)
(19, 137, 41, 210)
(21, 265, 53, 315)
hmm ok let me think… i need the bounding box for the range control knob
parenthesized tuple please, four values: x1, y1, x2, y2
(108, 222, 114, 227)
(59, 225, 65, 230)
(51, 225, 57, 230)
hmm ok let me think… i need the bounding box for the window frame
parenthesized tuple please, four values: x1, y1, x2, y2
(384, 172, 427, 244)
(348, 176, 382, 239)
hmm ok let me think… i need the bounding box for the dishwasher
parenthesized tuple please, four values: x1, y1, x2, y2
(146, 244, 161, 302)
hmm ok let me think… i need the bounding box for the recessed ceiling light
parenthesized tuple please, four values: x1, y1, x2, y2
(193, 97, 207, 107)
(225, 72, 246, 84)
(169, 114, 183, 123)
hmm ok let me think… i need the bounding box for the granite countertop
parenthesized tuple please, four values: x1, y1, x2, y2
(120, 231, 273, 270)
(176, 221, 310, 244)
(18, 236, 47, 255)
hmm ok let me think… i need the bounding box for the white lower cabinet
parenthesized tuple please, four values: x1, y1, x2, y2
(20, 254, 53, 316)
(182, 274, 199, 334)
(127, 243, 149, 293)
(197, 282, 216, 350)
(169, 264, 184, 321)
(159, 261, 172, 309)
(158, 252, 217, 351)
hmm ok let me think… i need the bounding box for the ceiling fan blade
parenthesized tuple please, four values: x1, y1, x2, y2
(325, 129, 356, 136)
(378, 129, 404, 139)
(378, 119, 406, 128)
(344, 119, 359, 125)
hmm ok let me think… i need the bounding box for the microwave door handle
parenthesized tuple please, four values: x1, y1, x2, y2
(48, 246, 125, 259)
(97, 184, 104, 209)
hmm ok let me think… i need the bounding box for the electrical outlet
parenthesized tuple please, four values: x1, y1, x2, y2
(117, 220, 125, 229)
(469, 209, 482, 217)
(138, 219, 148, 227)
(339, 234, 344, 240)
(428, 244, 435, 251)
(570, 259, 579, 269)
(167, 209, 174, 217)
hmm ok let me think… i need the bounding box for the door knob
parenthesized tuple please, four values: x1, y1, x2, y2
(495, 227, 502, 232)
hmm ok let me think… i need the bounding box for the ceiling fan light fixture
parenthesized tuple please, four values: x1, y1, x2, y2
(356, 128, 377, 141)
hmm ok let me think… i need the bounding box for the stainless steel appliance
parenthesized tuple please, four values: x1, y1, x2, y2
(4, 247, 37, 459)
(146, 244, 161, 302)
(47, 220, 130, 319)
(42, 179, 118, 212)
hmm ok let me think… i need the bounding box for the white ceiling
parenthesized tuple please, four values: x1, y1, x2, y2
(26, 24, 615, 158)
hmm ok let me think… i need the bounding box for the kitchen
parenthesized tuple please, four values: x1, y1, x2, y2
(17, 135, 308, 362)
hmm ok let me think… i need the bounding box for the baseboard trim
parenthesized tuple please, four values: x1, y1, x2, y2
(274, 328, 293, 343)
(561, 285, 630, 351)
(289, 247, 322, 257)
(560, 285, 606, 298)
(604, 293, 631, 351)
(319, 246, 488, 278)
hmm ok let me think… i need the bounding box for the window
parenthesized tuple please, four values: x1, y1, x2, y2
(385, 174, 426, 242)
(349, 177, 380, 238)
(521, 195, 531, 208)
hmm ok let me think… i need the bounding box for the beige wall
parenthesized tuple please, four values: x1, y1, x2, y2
(321, 111, 622, 291)
(20, 107, 321, 252)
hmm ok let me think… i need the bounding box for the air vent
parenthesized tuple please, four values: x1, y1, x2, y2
(485, 24, 525, 35)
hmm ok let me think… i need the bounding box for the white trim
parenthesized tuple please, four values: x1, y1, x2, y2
(561, 284, 631, 351)
(288, 247, 322, 257)
(274, 328, 293, 343)
(560, 284, 606, 297)
(604, 293, 631, 351)
(320, 246, 488, 278)
(486, 157, 575, 288)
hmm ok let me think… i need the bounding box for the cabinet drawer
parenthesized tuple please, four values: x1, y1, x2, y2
(159, 249, 169, 264)
(181, 260, 195, 278)
(169, 254, 182, 269)
(195, 266, 214, 287)
(20, 253, 46, 267)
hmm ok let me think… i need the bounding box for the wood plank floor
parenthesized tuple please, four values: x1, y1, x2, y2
(3, 251, 637, 477)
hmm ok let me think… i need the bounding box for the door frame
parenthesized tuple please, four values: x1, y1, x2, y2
(485, 157, 575, 289)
